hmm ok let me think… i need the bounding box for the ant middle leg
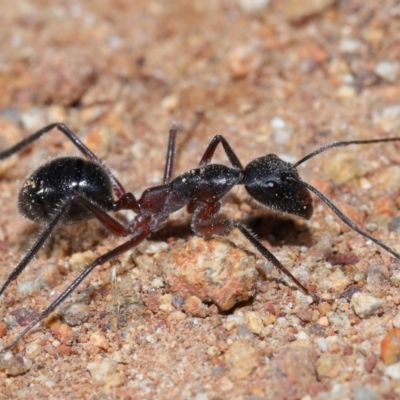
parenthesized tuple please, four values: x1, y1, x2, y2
(162, 125, 179, 184)
(199, 135, 243, 169)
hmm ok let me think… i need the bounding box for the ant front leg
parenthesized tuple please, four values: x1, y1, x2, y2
(0, 202, 70, 298)
(0, 193, 133, 300)
(191, 202, 322, 303)
(0, 223, 152, 354)
(199, 135, 243, 169)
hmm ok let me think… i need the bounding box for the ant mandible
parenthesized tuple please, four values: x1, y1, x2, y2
(1, 122, 400, 354)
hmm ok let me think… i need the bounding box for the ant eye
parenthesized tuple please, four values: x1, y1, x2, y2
(265, 181, 279, 193)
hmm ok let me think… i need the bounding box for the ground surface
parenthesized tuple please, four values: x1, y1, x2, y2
(0, 1, 400, 399)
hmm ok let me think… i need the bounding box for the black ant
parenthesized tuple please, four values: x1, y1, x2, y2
(1, 122, 400, 355)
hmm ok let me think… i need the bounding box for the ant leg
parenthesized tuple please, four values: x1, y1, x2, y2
(199, 135, 243, 169)
(0, 193, 135, 300)
(192, 203, 322, 302)
(0, 202, 70, 298)
(298, 179, 400, 261)
(76, 196, 132, 236)
(0, 225, 151, 354)
(0, 123, 126, 198)
(163, 125, 179, 184)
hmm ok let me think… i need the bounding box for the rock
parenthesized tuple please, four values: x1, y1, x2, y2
(69, 250, 97, 271)
(60, 303, 90, 326)
(183, 295, 208, 318)
(224, 340, 259, 379)
(244, 311, 263, 334)
(375, 61, 399, 83)
(384, 362, 400, 379)
(351, 293, 383, 318)
(271, 346, 319, 398)
(227, 43, 263, 79)
(160, 237, 257, 311)
(324, 150, 370, 185)
(353, 385, 381, 400)
(87, 358, 125, 388)
(237, 0, 270, 15)
(224, 314, 245, 331)
(316, 353, 343, 379)
(281, 0, 337, 23)
(0, 352, 32, 376)
(52, 323, 74, 345)
(392, 312, 400, 328)
(90, 331, 110, 351)
(380, 328, 400, 365)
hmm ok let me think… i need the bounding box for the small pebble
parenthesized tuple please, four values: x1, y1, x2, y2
(374, 61, 399, 83)
(224, 340, 259, 379)
(227, 43, 262, 79)
(282, 0, 336, 22)
(335, 85, 356, 100)
(271, 117, 293, 145)
(263, 314, 276, 326)
(392, 312, 400, 328)
(384, 361, 400, 379)
(53, 323, 74, 345)
(0, 352, 32, 376)
(69, 250, 97, 271)
(372, 105, 400, 132)
(87, 358, 119, 383)
(244, 311, 263, 335)
(90, 331, 110, 351)
(25, 342, 42, 358)
(0, 322, 7, 338)
(354, 385, 381, 400)
(316, 353, 343, 379)
(167, 311, 186, 322)
(339, 38, 364, 53)
(351, 292, 383, 318)
(137, 240, 169, 255)
(58, 343, 72, 357)
(183, 295, 208, 318)
(237, 0, 270, 15)
(380, 328, 400, 364)
(151, 277, 164, 289)
(318, 316, 329, 326)
(160, 95, 179, 113)
(327, 312, 351, 330)
(224, 314, 245, 331)
(61, 303, 90, 326)
(364, 354, 378, 373)
(316, 337, 328, 352)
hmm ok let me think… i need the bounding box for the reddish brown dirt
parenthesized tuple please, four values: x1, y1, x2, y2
(1, 1, 400, 399)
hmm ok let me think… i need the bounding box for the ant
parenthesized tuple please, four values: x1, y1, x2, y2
(1, 122, 400, 355)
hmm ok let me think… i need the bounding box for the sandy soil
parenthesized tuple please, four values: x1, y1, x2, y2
(1, 1, 400, 399)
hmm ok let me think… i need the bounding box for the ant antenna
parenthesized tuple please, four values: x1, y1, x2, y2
(294, 137, 400, 167)
(291, 137, 400, 262)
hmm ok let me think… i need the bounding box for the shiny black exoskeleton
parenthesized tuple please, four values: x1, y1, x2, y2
(19, 157, 114, 224)
(1, 122, 400, 354)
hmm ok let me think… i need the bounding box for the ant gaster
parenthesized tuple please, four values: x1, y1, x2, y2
(1, 123, 400, 354)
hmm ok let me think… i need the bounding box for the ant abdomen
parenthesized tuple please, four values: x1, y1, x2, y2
(18, 156, 114, 225)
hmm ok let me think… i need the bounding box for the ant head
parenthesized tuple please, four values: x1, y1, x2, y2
(243, 154, 313, 219)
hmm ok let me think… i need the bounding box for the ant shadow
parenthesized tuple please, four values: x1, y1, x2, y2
(153, 211, 314, 250)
